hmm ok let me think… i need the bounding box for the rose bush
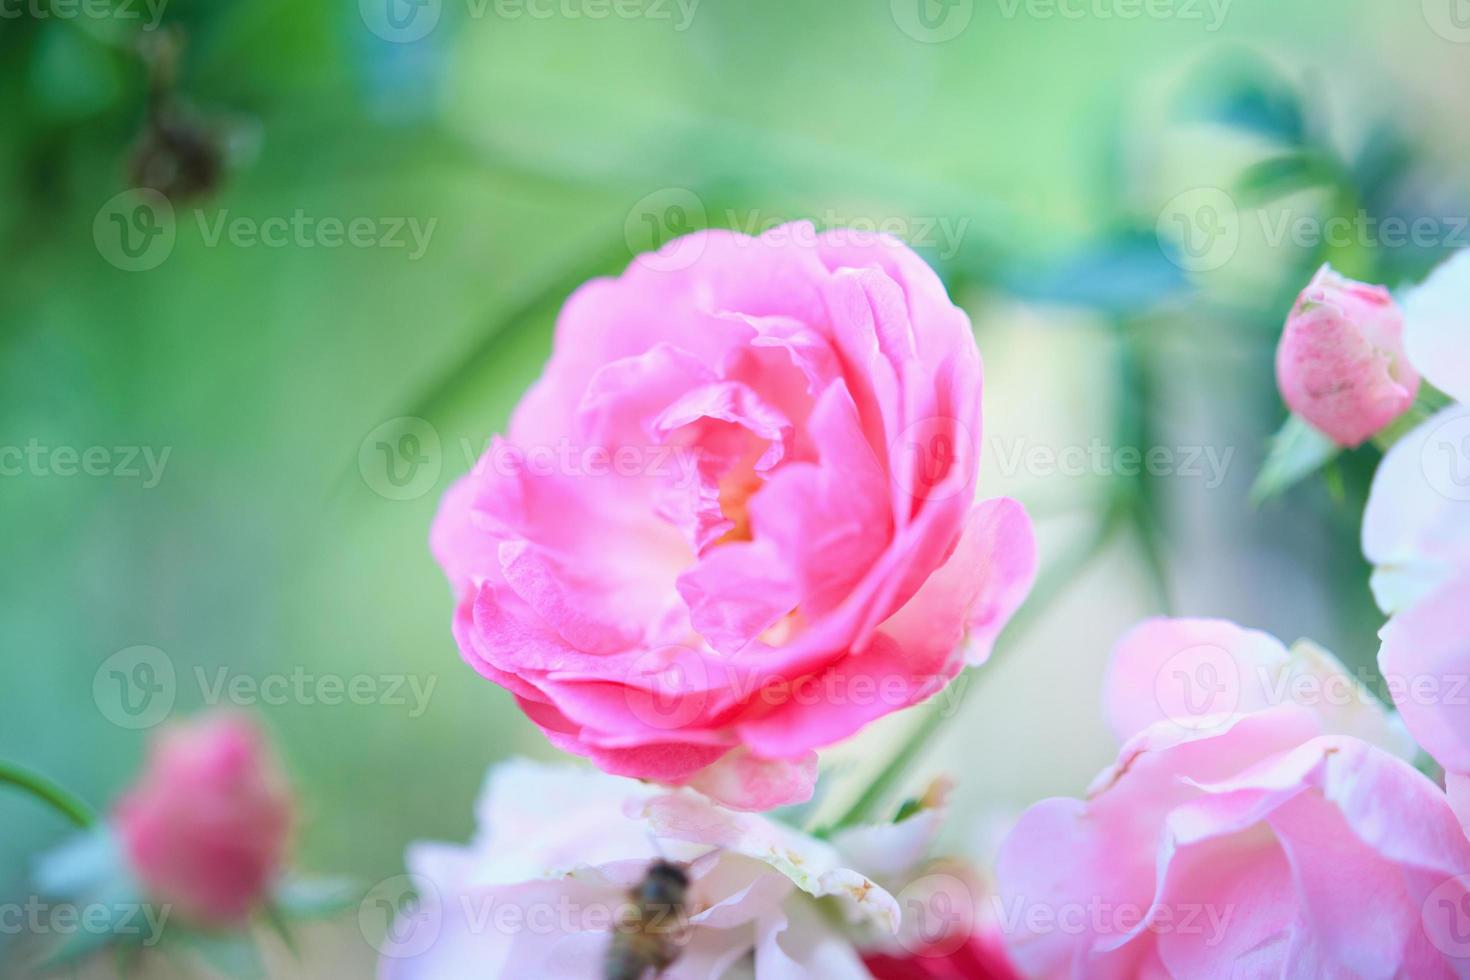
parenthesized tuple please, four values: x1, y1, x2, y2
(432, 223, 1035, 810)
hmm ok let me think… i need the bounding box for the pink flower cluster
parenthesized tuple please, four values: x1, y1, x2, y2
(431, 223, 1036, 810)
(998, 618, 1470, 977)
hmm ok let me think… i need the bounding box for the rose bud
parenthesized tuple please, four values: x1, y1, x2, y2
(114, 712, 294, 926)
(1276, 264, 1420, 447)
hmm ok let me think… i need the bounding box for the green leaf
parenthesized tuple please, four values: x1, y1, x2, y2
(181, 932, 267, 980)
(999, 232, 1188, 314)
(270, 874, 361, 921)
(1172, 50, 1307, 145)
(1251, 414, 1342, 505)
(1235, 153, 1338, 206)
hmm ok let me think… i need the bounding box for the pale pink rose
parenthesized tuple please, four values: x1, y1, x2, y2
(113, 712, 294, 926)
(1380, 571, 1470, 813)
(376, 759, 927, 979)
(1360, 248, 1470, 614)
(997, 621, 1470, 978)
(1104, 617, 1415, 757)
(431, 223, 1036, 810)
(1362, 404, 1470, 615)
(1359, 247, 1470, 614)
(1276, 264, 1420, 447)
(1404, 249, 1470, 406)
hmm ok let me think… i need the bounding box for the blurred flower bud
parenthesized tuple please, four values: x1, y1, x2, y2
(114, 712, 293, 926)
(128, 113, 224, 203)
(1276, 264, 1420, 447)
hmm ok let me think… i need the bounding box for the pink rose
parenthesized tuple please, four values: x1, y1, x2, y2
(113, 712, 294, 926)
(1276, 264, 1420, 447)
(431, 223, 1036, 810)
(862, 931, 1022, 980)
(376, 759, 923, 979)
(1360, 249, 1470, 826)
(1380, 571, 1470, 824)
(997, 619, 1470, 978)
(1403, 248, 1470, 406)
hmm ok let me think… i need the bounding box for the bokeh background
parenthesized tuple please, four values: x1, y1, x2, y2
(3, 0, 1467, 973)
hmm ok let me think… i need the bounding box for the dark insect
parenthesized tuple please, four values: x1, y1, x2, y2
(127, 28, 225, 203)
(603, 860, 692, 980)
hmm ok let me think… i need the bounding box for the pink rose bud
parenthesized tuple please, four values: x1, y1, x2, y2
(1276, 264, 1420, 447)
(114, 712, 294, 926)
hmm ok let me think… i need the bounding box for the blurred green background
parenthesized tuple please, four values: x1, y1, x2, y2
(3, 0, 1467, 972)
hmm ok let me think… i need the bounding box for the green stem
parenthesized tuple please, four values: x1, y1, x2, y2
(0, 761, 95, 829)
(826, 510, 1121, 831)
